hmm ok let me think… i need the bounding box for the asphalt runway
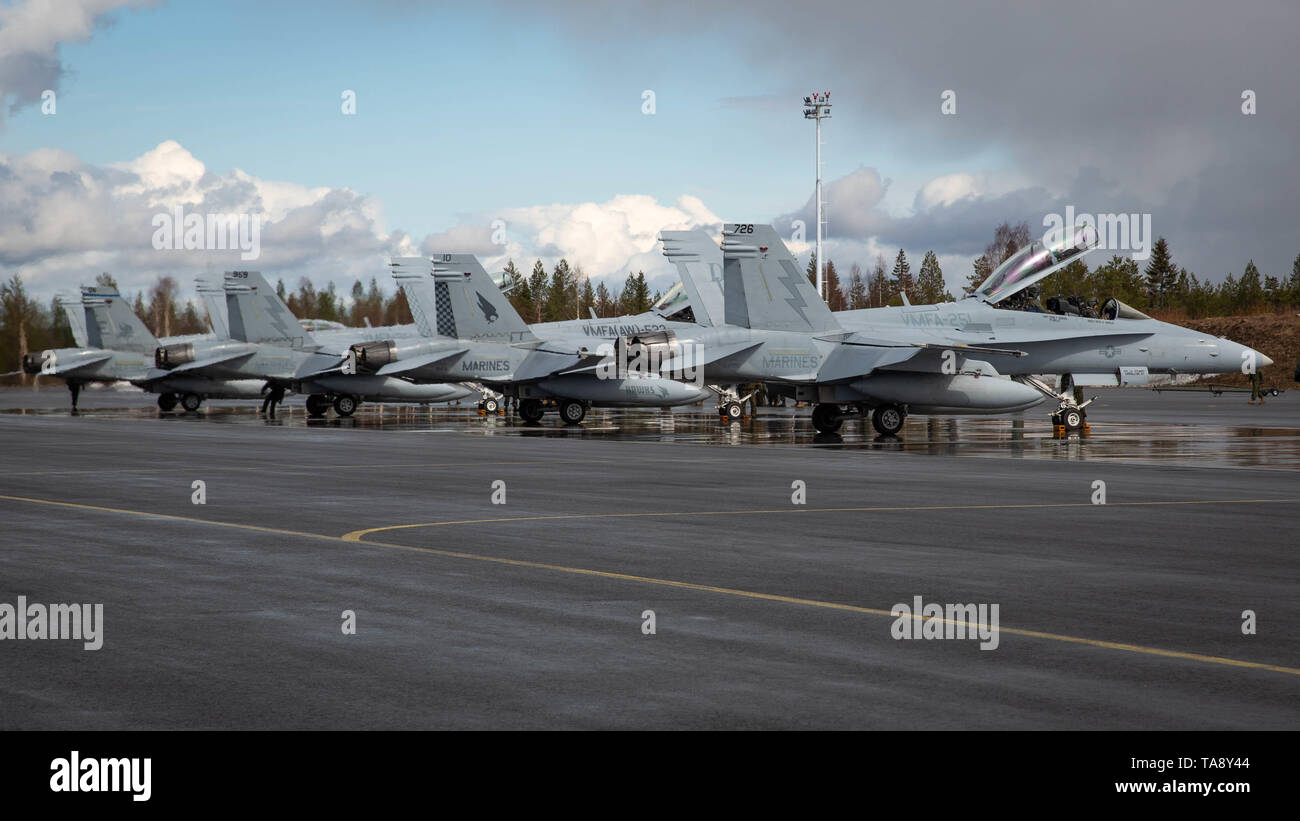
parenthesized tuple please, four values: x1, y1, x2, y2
(1, 386, 1297, 729)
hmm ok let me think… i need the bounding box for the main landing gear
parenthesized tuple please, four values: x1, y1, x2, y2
(810, 402, 908, 436)
(514, 397, 589, 425)
(157, 393, 178, 412)
(304, 392, 359, 418)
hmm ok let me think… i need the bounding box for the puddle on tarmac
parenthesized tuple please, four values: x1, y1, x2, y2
(4, 402, 1299, 469)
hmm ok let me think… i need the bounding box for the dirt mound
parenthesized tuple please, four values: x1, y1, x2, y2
(1182, 313, 1300, 388)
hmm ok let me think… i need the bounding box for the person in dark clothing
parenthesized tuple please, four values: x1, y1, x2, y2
(1249, 371, 1265, 404)
(68, 382, 80, 412)
(261, 382, 287, 417)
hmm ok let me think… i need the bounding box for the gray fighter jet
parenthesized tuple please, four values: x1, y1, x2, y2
(21, 286, 267, 410)
(346, 254, 713, 424)
(150, 271, 476, 415)
(658, 224, 1273, 434)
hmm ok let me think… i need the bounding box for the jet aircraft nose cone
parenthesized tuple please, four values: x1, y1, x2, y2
(1257, 352, 1274, 368)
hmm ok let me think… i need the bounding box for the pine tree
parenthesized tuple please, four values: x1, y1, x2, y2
(965, 255, 992, 297)
(579, 277, 596, 318)
(1143, 237, 1177, 309)
(846, 262, 867, 309)
(527, 260, 548, 322)
(543, 259, 575, 322)
(891, 249, 913, 302)
(823, 260, 845, 311)
(620, 271, 651, 314)
(594, 281, 615, 317)
(1289, 253, 1300, 304)
(916, 250, 951, 303)
(1238, 260, 1263, 311)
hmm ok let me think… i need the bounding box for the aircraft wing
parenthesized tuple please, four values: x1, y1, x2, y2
(374, 349, 469, 376)
(294, 352, 351, 379)
(167, 350, 256, 374)
(41, 351, 116, 376)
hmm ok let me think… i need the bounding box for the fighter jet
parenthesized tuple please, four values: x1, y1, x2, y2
(346, 254, 713, 424)
(150, 271, 477, 416)
(21, 286, 267, 410)
(659, 224, 1274, 434)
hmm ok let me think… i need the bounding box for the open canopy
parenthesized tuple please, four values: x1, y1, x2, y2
(973, 223, 1099, 304)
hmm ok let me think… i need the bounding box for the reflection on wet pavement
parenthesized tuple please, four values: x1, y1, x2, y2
(5, 403, 1299, 469)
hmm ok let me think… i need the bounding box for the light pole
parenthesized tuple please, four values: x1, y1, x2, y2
(803, 91, 831, 299)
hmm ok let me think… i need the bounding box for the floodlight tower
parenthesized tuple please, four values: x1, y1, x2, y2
(803, 91, 831, 298)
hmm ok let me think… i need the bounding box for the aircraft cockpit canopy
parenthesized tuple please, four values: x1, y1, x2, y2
(974, 223, 1100, 304)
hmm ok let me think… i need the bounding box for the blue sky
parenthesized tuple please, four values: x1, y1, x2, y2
(3, 0, 1295, 300)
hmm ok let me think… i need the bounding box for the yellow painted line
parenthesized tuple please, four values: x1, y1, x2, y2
(0, 493, 327, 542)
(340, 498, 1296, 541)
(2, 492, 1298, 678)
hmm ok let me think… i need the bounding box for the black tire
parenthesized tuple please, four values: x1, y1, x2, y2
(723, 401, 743, 420)
(558, 399, 586, 425)
(180, 393, 202, 412)
(157, 393, 177, 412)
(1062, 409, 1084, 430)
(871, 404, 905, 436)
(811, 403, 842, 434)
(305, 394, 329, 417)
(518, 398, 545, 423)
(333, 394, 358, 417)
(483, 397, 500, 413)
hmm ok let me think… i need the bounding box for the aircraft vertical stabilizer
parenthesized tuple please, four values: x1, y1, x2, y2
(720, 223, 840, 333)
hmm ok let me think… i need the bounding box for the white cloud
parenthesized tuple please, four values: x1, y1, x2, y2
(0, 140, 417, 299)
(0, 0, 155, 127)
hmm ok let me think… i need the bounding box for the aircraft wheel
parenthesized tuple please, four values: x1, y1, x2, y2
(1061, 408, 1084, 430)
(333, 394, 359, 417)
(180, 393, 203, 412)
(157, 393, 177, 412)
(305, 394, 329, 417)
(518, 398, 545, 423)
(722, 401, 743, 420)
(811, 403, 842, 434)
(871, 404, 905, 436)
(483, 397, 500, 414)
(558, 399, 586, 425)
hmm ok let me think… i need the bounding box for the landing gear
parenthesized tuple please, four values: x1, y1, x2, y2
(811, 403, 842, 434)
(721, 401, 743, 421)
(1016, 375, 1096, 434)
(558, 399, 587, 425)
(518, 397, 545, 423)
(157, 393, 177, 412)
(871, 404, 906, 436)
(305, 394, 330, 418)
(333, 394, 358, 417)
(180, 392, 203, 412)
(1054, 408, 1086, 432)
(482, 396, 500, 414)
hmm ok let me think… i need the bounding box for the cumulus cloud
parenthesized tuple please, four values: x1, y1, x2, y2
(427, 193, 722, 296)
(0, 141, 726, 304)
(0, 0, 153, 127)
(0, 140, 419, 299)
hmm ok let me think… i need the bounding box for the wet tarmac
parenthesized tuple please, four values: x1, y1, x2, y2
(1, 384, 1297, 729)
(3, 387, 1298, 469)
